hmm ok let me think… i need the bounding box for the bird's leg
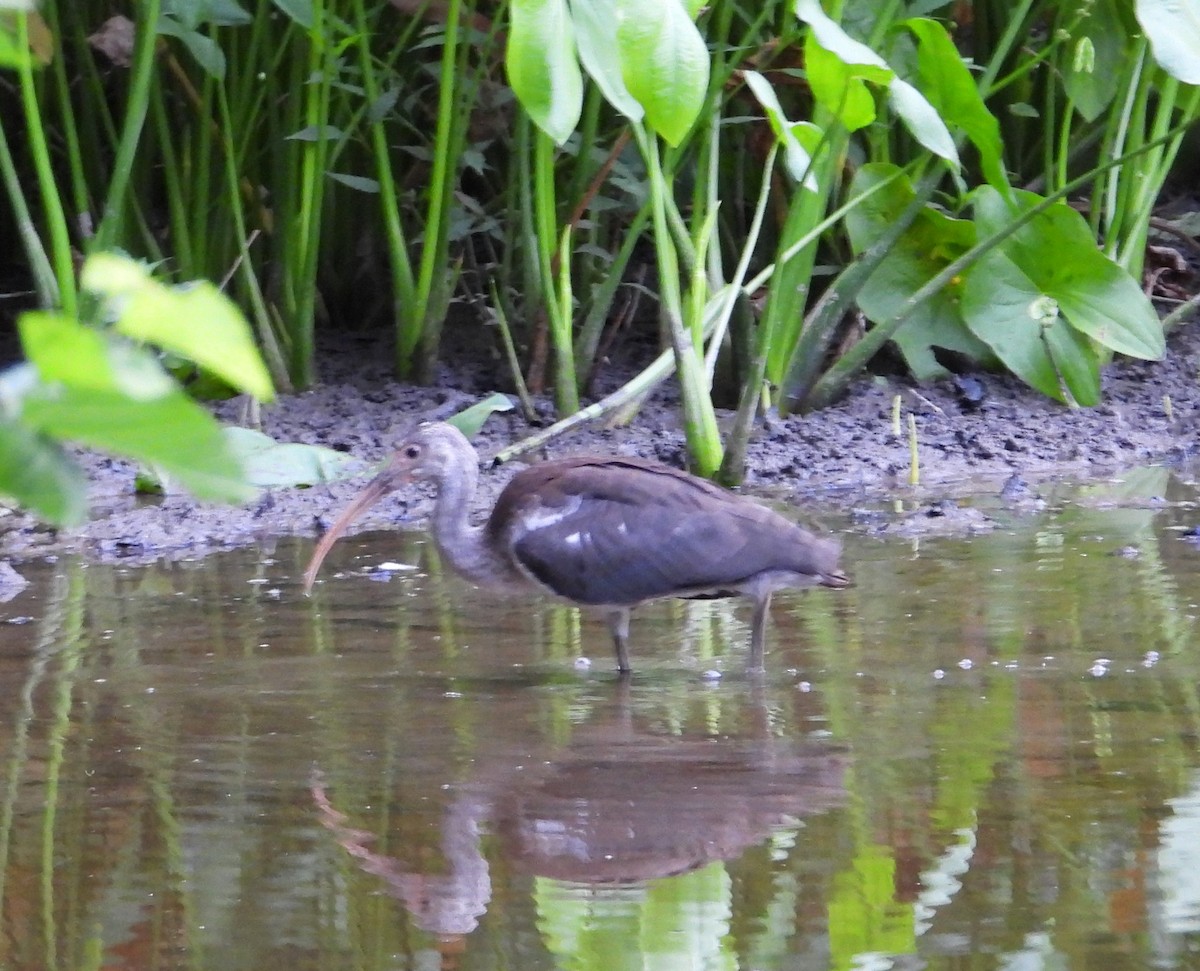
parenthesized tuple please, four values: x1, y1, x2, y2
(606, 608, 632, 674)
(748, 591, 772, 673)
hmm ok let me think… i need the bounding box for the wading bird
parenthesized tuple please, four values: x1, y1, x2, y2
(303, 422, 848, 674)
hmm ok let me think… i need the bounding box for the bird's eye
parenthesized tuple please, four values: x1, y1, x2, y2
(403, 444, 421, 459)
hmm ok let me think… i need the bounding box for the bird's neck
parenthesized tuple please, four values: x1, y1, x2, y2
(431, 457, 502, 586)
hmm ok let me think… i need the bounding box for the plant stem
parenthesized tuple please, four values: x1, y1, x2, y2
(93, 0, 162, 253)
(15, 12, 74, 313)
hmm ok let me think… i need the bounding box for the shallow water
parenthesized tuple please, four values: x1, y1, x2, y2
(2, 467, 1200, 970)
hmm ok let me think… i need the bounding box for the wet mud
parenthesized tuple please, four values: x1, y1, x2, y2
(1, 323, 1198, 564)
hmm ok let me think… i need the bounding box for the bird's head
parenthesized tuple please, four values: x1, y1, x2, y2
(384, 421, 473, 483)
(302, 421, 475, 594)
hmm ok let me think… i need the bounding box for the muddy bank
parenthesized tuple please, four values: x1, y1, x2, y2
(1, 324, 1198, 565)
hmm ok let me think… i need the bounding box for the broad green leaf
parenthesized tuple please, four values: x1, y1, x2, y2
(82, 253, 275, 401)
(615, 0, 709, 146)
(1136, 0, 1200, 84)
(888, 78, 959, 170)
(271, 0, 313, 28)
(973, 187, 1165, 360)
(22, 385, 256, 503)
(743, 71, 818, 189)
(0, 421, 88, 527)
(18, 311, 176, 401)
(961, 248, 1100, 404)
(572, 0, 643, 121)
(328, 172, 380, 193)
(507, 0, 583, 144)
(1061, 0, 1130, 121)
(803, 33, 879, 131)
(447, 393, 516, 440)
(904, 17, 1006, 188)
(796, 0, 889, 70)
(221, 427, 365, 487)
(845, 164, 988, 380)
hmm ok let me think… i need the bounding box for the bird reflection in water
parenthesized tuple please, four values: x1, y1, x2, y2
(310, 689, 847, 940)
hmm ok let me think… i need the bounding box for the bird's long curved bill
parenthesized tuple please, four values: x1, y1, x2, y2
(302, 473, 398, 594)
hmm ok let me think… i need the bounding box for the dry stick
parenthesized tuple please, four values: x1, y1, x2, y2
(217, 229, 260, 292)
(486, 279, 538, 423)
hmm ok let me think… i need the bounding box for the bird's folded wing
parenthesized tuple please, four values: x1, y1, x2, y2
(510, 496, 813, 606)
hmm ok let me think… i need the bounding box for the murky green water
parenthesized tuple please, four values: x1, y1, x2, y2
(2, 466, 1200, 970)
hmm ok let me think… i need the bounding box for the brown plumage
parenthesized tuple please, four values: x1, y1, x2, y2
(304, 422, 848, 674)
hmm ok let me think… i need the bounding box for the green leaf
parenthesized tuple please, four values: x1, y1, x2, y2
(446, 392, 515, 439)
(81, 253, 275, 402)
(163, 0, 253, 27)
(285, 124, 345, 141)
(845, 164, 988, 380)
(743, 71, 818, 190)
(887, 78, 959, 170)
(506, 0, 584, 144)
(1061, 0, 1130, 121)
(327, 172, 380, 193)
(271, 0, 313, 29)
(22, 385, 256, 504)
(571, 0, 643, 121)
(0, 422, 88, 527)
(961, 248, 1100, 404)
(615, 0, 710, 146)
(803, 32, 879, 131)
(156, 17, 226, 79)
(796, 0, 890, 70)
(366, 86, 400, 124)
(221, 427, 365, 487)
(973, 187, 1165, 360)
(903, 17, 1005, 187)
(18, 311, 177, 401)
(1136, 0, 1200, 84)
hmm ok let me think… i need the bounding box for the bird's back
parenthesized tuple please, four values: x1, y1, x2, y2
(487, 455, 845, 606)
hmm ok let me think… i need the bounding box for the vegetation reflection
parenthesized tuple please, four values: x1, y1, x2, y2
(0, 471, 1198, 969)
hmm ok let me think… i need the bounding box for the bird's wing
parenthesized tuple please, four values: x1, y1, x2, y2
(497, 459, 838, 606)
